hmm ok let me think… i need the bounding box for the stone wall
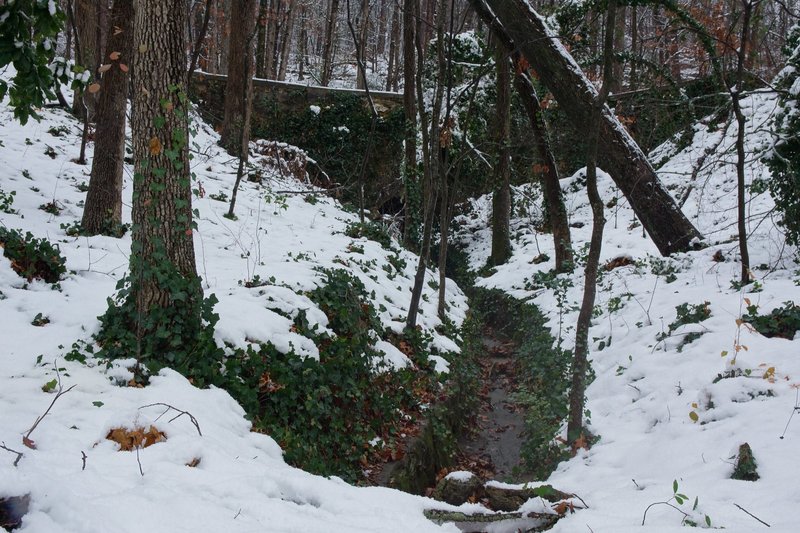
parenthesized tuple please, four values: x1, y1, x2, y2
(190, 73, 406, 213)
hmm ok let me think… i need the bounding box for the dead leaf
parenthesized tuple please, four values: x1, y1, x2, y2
(113, 26, 123, 35)
(106, 426, 166, 451)
(22, 436, 36, 450)
(119, 63, 129, 73)
(186, 457, 201, 467)
(98, 64, 112, 74)
(149, 136, 162, 156)
(109, 51, 121, 60)
(87, 83, 101, 94)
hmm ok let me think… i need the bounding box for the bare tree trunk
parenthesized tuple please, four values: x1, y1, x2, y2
(129, 0, 200, 344)
(219, 0, 259, 154)
(356, 0, 371, 89)
(407, 0, 443, 331)
(255, 0, 268, 78)
(277, 1, 296, 81)
(320, 0, 340, 85)
(72, 0, 98, 120)
(469, 0, 703, 256)
(385, 1, 400, 91)
(514, 69, 573, 272)
(82, 0, 134, 236)
(730, 0, 758, 285)
(567, 0, 617, 447)
(490, 41, 512, 266)
(402, 0, 417, 248)
(189, 0, 214, 80)
(611, 4, 626, 93)
(297, 1, 308, 80)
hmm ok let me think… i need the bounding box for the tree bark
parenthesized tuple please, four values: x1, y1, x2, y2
(490, 41, 512, 266)
(320, 0, 340, 85)
(402, 0, 417, 248)
(469, 0, 703, 256)
(130, 0, 199, 328)
(407, 0, 442, 331)
(81, 0, 134, 236)
(513, 69, 573, 272)
(730, 0, 757, 285)
(72, 0, 98, 120)
(567, 0, 617, 447)
(219, 0, 259, 154)
(356, 0, 371, 89)
(255, 0, 268, 78)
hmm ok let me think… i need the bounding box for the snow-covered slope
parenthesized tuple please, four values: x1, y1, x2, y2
(0, 96, 467, 530)
(456, 92, 800, 531)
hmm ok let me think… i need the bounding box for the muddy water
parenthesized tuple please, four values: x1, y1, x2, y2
(459, 336, 528, 482)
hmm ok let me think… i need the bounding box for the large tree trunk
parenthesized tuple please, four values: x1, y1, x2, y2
(470, 0, 703, 256)
(219, 0, 259, 154)
(81, 0, 134, 236)
(490, 41, 512, 266)
(129, 0, 200, 339)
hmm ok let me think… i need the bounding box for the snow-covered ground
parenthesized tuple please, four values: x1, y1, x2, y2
(2, 75, 798, 533)
(456, 92, 800, 531)
(0, 92, 468, 530)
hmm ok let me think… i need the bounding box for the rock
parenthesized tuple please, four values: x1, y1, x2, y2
(485, 482, 572, 512)
(731, 442, 759, 481)
(0, 494, 30, 531)
(432, 471, 483, 505)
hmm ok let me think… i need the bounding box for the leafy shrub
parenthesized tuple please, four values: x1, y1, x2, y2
(95, 263, 224, 387)
(743, 301, 800, 339)
(243, 268, 405, 479)
(344, 221, 394, 250)
(657, 302, 711, 350)
(0, 227, 66, 283)
(764, 26, 800, 251)
(0, 189, 18, 214)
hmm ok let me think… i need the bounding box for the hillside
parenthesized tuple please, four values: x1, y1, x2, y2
(455, 92, 800, 531)
(0, 94, 468, 531)
(2, 85, 799, 531)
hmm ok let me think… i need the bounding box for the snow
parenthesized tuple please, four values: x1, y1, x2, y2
(0, 76, 466, 531)
(456, 91, 800, 531)
(2, 60, 799, 533)
(444, 471, 475, 482)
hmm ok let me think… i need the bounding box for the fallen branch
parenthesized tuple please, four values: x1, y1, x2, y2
(734, 503, 770, 527)
(23, 366, 76, 449)
(139, 403, 202, 436)
(0, 442, 24, 467)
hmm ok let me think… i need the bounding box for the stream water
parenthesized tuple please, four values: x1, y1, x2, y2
(459, 334, 528, 482)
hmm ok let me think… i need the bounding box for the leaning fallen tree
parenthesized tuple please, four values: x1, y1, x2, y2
(468, 0, 704, 256)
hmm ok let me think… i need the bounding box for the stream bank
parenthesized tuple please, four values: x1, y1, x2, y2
(379, 284, 571, 495)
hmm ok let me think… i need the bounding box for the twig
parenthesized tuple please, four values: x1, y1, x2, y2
(779, 388, 800, 439)
(81, 451, 87, 471)
(23, 365, 76, 448)
(642, 501, 689, 526)
(135, 445, 144, 476)
(1, 441, 24, 467)
(734, 503, 770, 527)
(139, 403, 203, 436)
